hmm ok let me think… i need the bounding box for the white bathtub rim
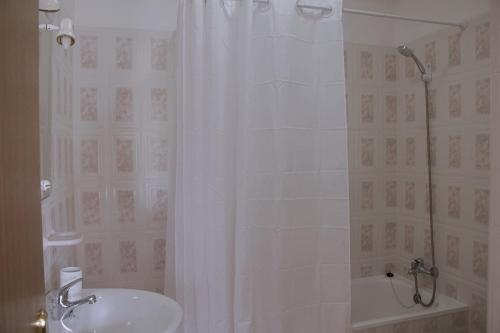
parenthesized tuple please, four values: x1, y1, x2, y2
(351, 304, 468, 330)
(351, 275, 468, 330)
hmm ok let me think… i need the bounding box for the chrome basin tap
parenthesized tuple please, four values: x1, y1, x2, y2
(57, 278, 97, 309)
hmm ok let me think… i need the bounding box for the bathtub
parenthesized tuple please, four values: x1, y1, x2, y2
(351, 275, 468, 332)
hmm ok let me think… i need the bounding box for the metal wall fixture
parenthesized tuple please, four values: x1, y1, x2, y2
(251, 0, 467, 29)
(39, 0, 60, 12)
(343, 8, 467, 30)
(39, 17, 76, 49)
(38, 0, 76, 49)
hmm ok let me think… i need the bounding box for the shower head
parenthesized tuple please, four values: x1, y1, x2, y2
(397, 44, 427, 76)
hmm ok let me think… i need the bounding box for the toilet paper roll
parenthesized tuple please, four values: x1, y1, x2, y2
(60, 267, 82, 301)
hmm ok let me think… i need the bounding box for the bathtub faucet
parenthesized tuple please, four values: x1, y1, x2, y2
(408, 258, 439, 278)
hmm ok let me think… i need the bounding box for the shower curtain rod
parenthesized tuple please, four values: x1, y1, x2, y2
(343, 8, 467, 30)
(252, 1, 467, 30)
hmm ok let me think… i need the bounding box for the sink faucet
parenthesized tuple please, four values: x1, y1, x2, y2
(57, 277, 97, 309)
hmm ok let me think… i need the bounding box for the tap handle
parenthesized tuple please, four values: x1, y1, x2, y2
(58, 277, 83, 300)
(61, 277, 83, 291)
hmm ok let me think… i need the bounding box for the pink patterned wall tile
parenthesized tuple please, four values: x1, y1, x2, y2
(119, 240, 138, 273)
(360, 51, 374, 80)
(151, 88, 168, 121)
(114, 87, 134, 122)
(82, 191, 101, 225)
(446, 235, 460, 269)
(361, 138, 375, 167)
(404, 224, 414, 254)
(117, 190, 135, 224)
(385, 95, 398, 124)
(80, 139, 99, 174)
(115, 138, 135, 174)
(385, 180, 397, 208)
(475, 22, 490, 61)
(116, 37, 133, 70)
(151, 189, 168, 224)
(476, 79, 490, 115)
(385, 222, 397, 250)
(80, 87, 98, 121)
(153, 238, 166, 272)
(84, 242, 103, 276)
(405, 181, 415, 211)
(151, 38, 168, 71)
(405, 94, 415, 122)
(448, 33, 461, 67)
(449, 84, 462, 118)
(150, 138, 168, 173)
(473, 240, 488, 279)
(405, 137, 415, 167)
(448, 135, 462, 169)
(475, 134, 490, 170)
(385, 54, 397, 81)
(385, 138, 397, 166)
(80, 35, 98, 69)
(361, 181, 374, 210)
(361, 94, 374, 124)
(474, 189, 490, 225)
(448, 185, 461, 219)
(361, 224, 374, 252)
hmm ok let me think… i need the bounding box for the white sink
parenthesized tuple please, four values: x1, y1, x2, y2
(54, 289, 182, 333)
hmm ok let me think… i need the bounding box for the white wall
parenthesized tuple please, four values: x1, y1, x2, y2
(343, 0, 397, 46)
(344, 0, 491, 45)
(74, 0, 178, 30)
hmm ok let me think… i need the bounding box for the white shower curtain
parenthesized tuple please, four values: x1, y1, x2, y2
(174, 1, 350, 332)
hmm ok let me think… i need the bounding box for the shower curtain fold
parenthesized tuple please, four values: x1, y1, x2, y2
(172, 1, 351, 332)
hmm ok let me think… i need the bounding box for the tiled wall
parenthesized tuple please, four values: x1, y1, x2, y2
(488, 3, 500, 331)
(72, 27, 175, 293)
(40, 1, 79, 292)
(41, 32, 78, 292)
(346, 14, 492, 333)
(346, 42, 403, 278)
